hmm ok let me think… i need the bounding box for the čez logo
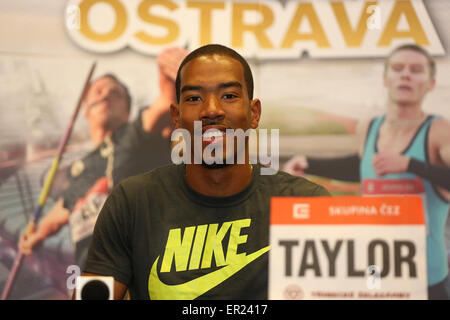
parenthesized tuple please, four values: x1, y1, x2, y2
(293, 204, 310, 219)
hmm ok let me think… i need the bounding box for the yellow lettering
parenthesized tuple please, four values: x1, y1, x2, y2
(187, 1, 225, 46)
(161, 226, 196, 273)
(232, 2, 274, 49)
(188, 224, 208, 270)
(281, 3, 330, 49)
(79, 0, 127, 42)
(331, 1, 378, 47)
(135, 0, 179, 45)
(201, 222, 232, 269)
(226, 219, 251, 264)
(378, 0, 429, 47)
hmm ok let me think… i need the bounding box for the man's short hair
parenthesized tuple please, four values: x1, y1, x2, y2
(384, 44, 436, 78)
(91, 73, 132, 113)
(175, 44, 254, 103)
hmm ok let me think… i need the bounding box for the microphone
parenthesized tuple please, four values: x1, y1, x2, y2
(75, 276, 114, 300)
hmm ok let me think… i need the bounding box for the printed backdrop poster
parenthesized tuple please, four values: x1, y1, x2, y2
(269, 196, 427, 299)
(0, 0, 449, 299)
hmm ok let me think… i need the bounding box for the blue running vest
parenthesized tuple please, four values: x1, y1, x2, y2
(360, 115, 449, 286)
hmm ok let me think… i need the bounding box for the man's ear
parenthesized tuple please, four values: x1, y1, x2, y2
(249, 99, 261, 129)
(170, 103, 180, 129)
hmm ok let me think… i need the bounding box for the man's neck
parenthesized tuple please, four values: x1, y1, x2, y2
(89, 125, 113, 147)
(385, 100, 426, 130)
(185, 163, 253, 197)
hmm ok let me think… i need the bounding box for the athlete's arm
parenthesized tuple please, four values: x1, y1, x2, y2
(283, 119, 370, 182)
(18, 198, 70, 255)
(303, 155, 361, 182)
(406, 158, 450, 190)
(371, 151, 450, 190)
(373, 118, 450, 190)
(71, 272, 128, 300)
(420, 117, 450, 191)
(432, 118, 450, 167)
(141, 47, 188, 132)
(282, 154, 360, 181)
(372, 152, 409, 176)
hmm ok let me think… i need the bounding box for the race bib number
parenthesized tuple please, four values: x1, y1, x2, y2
(69, 177, 109, 244)
(363, 178, 429, 234)
(269, 196, 427, 300)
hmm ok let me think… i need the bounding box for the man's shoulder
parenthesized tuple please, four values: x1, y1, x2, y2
(429, 117, 450, 158)
(257, 166, 330, 197)
(118, 164, 179, 192)
(429, 116, 450, 135)
(355, 116, 379, 142)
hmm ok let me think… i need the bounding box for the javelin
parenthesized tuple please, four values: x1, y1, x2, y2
(1, 62, 96, 300)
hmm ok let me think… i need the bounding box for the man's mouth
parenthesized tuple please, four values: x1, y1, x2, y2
(397, 85, 412, 92)
(86, 98, 110, 112)
(202, 128, 225, 144)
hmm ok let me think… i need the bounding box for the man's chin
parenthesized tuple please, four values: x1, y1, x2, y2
(200, 152, 241, 169)
(392, 96, 418, 106)
(201, 162, 229, 170)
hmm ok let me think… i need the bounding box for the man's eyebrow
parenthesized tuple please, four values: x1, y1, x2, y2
(390, 62, 404, 66)
(218, 82, 242, 90)
(391, 62, 425, 66)
(181, 82, 242, 93)
(181, 85, 203, 93)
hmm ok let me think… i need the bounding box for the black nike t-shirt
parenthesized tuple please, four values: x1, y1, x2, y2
(83, 164, 330, 300)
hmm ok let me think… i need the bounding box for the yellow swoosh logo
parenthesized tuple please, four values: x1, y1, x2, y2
(148, 246, 270, 300)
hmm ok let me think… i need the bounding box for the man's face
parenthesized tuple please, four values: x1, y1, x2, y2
(83, 76, 130, 130)
(384, 49, 435, 106)
(171, 54, 261, 165)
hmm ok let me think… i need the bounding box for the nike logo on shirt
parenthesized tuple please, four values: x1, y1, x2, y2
(149, 246, 270, 300)
(148, 218, 270, 300)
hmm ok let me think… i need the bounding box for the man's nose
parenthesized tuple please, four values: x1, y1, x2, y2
(400, 68, 412, 80)
(200, 95, 225, 121)
(97, 87, 113, 101)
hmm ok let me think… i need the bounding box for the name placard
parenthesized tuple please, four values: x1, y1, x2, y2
(269, 196, 427, 299)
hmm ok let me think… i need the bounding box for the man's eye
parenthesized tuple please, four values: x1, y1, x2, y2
(223, 94, 237, 99)
(186, 96, 201, 102)
(110, 89, 122, 97)
(392, 65, 403, 72)
(411, 67, 425, 74)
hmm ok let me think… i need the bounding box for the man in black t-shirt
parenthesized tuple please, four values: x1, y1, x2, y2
(79, 44, 329, 300)
(18, 47, 188, 267)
